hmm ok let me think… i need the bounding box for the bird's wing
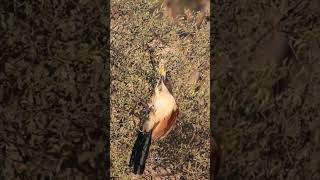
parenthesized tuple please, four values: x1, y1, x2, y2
(151, 107, 179, 140)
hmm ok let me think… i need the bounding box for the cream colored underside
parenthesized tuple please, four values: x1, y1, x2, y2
(143, 83, 178, 140)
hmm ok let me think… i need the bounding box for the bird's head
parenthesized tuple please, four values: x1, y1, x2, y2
(155, 60, 174, 94)
(159, 62, 166, 82)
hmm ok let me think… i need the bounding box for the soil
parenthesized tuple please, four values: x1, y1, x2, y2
(213, 0, 320, 179)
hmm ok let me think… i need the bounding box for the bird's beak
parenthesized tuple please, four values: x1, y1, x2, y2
(159, 64, 166, 82)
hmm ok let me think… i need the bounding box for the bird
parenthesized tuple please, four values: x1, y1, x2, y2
(129, 63, 179, 175)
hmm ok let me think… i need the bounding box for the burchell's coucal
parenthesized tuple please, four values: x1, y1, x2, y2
(129, 64, 179, 175)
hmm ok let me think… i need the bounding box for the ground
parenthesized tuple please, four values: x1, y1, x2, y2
(1, 1, 106, 179)
(214, 0, 320, 179)
(1, 0, 319, 179)
(111, 0, 210, 179)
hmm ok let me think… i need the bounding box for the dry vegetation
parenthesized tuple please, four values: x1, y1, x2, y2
(214, 0, 320, 179)
(111, 0, 210, 179)
(1, 0, 106, 179)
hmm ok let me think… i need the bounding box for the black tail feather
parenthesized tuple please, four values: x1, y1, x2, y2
(129, 131, 152, 175)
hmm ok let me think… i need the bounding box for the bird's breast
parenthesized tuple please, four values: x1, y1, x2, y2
(153, 93, 177, 118)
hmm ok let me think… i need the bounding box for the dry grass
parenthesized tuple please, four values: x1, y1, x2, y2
(214, 1, 320, 179)
(111, 0, 210, 179)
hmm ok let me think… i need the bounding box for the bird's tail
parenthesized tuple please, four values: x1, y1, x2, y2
(129, 131, 152, 175)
